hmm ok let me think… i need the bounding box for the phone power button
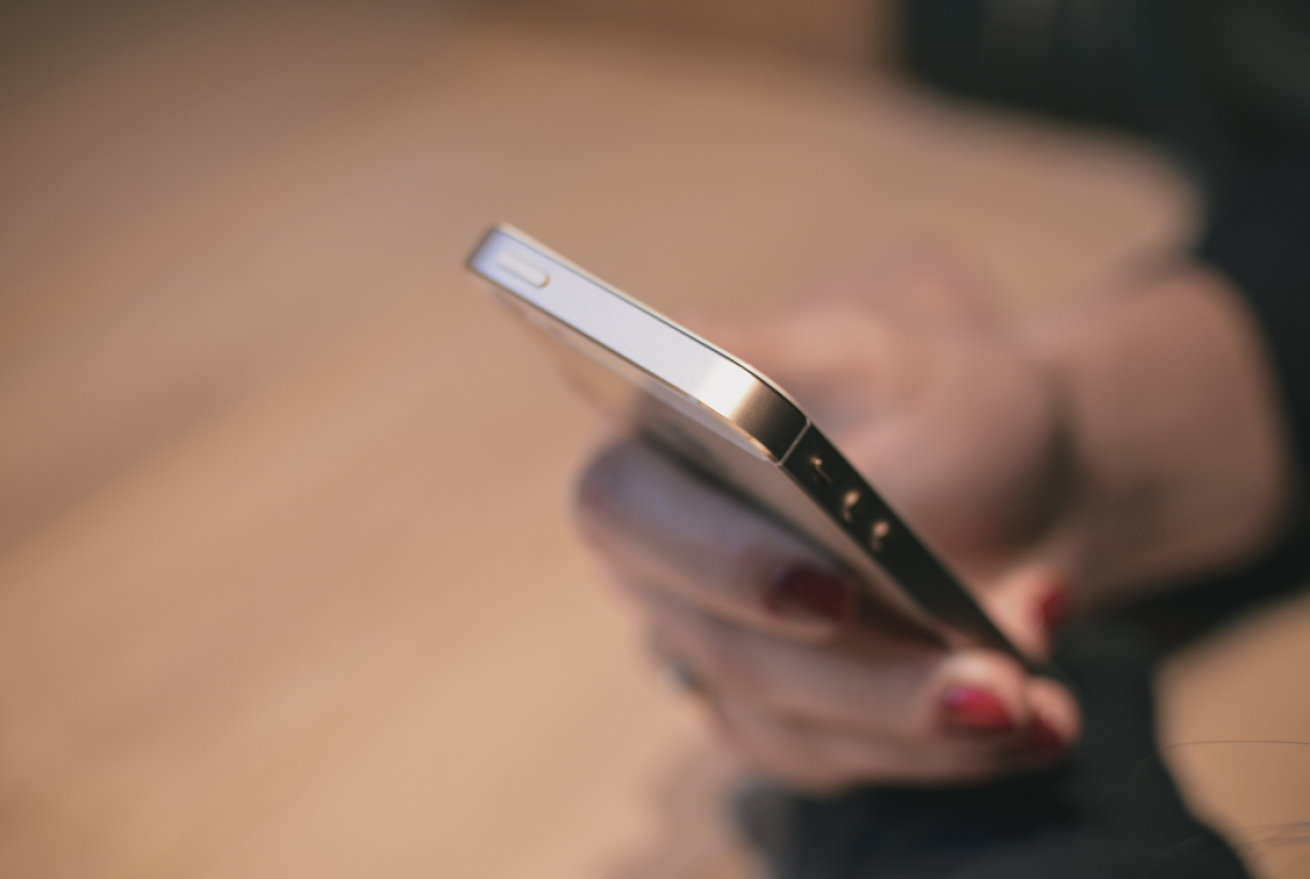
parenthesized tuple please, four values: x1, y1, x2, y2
(496, 250, 551, 288)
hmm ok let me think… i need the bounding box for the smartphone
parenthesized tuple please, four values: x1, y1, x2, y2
(467, 224, 1055, 677)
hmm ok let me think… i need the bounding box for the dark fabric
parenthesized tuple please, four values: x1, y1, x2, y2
(735, 625, 1251, 879)
(1201, 164, 1310, 457)
(1199, 160, 1310, 578)
(904, 0, 1310, 200)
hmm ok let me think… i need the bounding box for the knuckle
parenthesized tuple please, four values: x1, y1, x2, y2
(694, 620, 772, 698)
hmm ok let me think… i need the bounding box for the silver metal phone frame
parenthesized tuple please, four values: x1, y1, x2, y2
(466, 223, 1063, 682)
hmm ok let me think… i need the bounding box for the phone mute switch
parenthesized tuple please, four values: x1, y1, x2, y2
(496, 250, 551, 287)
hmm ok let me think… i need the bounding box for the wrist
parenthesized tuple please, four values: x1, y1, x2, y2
(1017, 264, 1294, 606)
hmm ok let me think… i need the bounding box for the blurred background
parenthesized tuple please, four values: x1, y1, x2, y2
(2, 1, 1309, 876)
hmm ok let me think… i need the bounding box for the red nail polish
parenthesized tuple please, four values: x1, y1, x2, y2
(1023, 715, 1065, 754)
(1036, 584, 1069, 636)
(941, 686, 1016, 734)
(765, 566, 853, 626)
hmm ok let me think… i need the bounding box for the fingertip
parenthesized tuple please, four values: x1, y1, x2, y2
(985, 563, 1074, 657)
(937, 653, 1081, 765)
(762, 564, 855, 638)
(941, 685, 1016, 735)
(1035, 578, 1070, 639)
(934, 650, 1029, 737)
(1015, 674, 1081, 759)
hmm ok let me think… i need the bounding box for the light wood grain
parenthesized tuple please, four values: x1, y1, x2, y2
(4, 2, 1304, 877)
(1159, 594, 1310, 879)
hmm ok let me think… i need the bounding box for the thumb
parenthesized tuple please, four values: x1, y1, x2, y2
(980, 562, 1072, 660)
(966, 562, 1082, 758)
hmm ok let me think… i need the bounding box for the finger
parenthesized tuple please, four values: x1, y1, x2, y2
(712, 692, 1049, 791)
(576, 438, 856, 641)
(957, 562, 1082, 755)
(638, 584, 1034, 742)
(979, 562, 1073, 658)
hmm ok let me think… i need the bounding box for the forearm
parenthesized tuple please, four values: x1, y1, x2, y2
(1021, 265, 1294, 607)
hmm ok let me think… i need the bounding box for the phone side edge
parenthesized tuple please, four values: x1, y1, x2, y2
(467, 224, 809, 462)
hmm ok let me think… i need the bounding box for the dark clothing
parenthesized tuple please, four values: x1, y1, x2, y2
(1202, 163, 1310, 518)
(738, 626, 1250, 879)
(905, 0, 1310, 202)
(740, 2, 1310, 876)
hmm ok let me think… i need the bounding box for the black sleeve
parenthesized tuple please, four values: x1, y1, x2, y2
(1198, 161, 1310, 494)
(1194, 160, 1310, 589)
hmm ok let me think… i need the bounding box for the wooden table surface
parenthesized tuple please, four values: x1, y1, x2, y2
(3, 3, 1308, 877)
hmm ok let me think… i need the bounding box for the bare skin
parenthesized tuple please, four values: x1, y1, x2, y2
(575, 256, 1292, 791)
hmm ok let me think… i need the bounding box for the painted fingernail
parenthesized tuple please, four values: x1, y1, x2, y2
(1036, 582, 1069, 636)
(765, 566, 854, 627)
(941, 686, 1016, 735)
(1023, 715, 1065, 754)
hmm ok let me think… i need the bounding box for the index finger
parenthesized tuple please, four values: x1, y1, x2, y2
(576, 437, 859, 642)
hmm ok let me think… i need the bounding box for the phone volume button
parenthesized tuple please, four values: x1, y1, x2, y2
(840, 489, 861, 522)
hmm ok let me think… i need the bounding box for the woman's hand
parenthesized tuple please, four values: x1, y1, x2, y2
(577, 260, 1080, 789)
(579, 437, 1077, 789)
(575, 255, 1290, 791)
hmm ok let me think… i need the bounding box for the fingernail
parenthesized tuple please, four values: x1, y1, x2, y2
(765, 566, 853, 627)
(1036, 583, 1069, 636)
(1023, 715, 1065, 754)
(941, 686, 1016, 734)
